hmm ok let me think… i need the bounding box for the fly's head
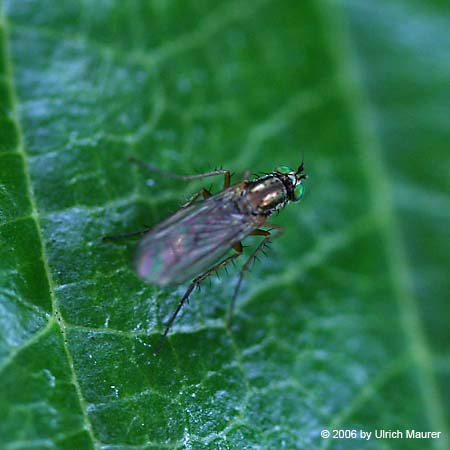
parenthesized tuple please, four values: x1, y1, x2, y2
(273, 162, 307, 204)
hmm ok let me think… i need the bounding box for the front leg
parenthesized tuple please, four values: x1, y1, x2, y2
(129, 157, 231, 189)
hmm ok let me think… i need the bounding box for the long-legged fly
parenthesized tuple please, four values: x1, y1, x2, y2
(104, 158, 307, 354)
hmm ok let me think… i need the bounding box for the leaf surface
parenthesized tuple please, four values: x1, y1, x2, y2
(1, 0, 449, 449)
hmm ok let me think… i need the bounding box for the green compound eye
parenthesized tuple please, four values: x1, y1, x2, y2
(293, 183, 305, 202)
(275, 165, 294, 174)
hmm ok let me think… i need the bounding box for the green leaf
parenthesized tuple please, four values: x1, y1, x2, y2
(1, 0, 449, 449)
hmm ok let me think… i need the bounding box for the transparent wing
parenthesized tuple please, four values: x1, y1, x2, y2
(135, 189, 258, 285)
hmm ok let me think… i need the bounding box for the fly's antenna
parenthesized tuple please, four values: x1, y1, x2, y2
(296, 151, 307, 180)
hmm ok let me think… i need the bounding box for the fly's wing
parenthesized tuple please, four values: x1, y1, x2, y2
(134, 189, 257, 286)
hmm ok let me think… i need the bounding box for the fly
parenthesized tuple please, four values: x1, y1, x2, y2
(104, 158, 307, 354)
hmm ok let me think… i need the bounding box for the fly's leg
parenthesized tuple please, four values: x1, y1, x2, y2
(181, 188, 211, 208)
(129, 156, 231, 189)
(102, 227, 153, 241)
(227, 225, 283, 327)
(154, 243, 243, 355)
(104, 165, 226, 241)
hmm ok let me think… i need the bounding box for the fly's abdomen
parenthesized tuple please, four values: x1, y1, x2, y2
(134, 187, 260, 286)
(135, 229, 234, 286)
(135, 228, 194, 285)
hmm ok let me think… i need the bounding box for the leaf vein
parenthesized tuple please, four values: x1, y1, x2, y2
(2, 14, 99, 449)
(317, 0, 449, 443)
